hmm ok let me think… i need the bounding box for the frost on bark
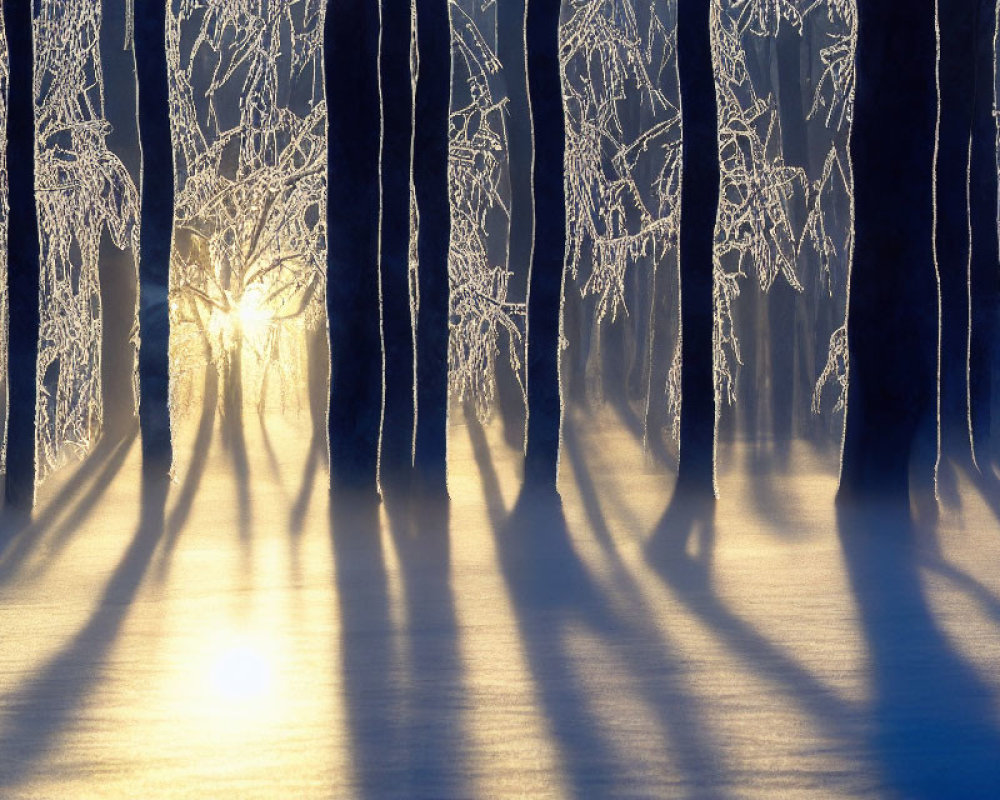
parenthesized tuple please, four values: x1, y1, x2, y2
(710, 0, 855, 450)
(32, 0, 140, 484)
(166, 0, 326, 445)
(559, 0, 684, 456)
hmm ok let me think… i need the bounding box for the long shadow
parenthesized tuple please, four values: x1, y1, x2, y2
(837, 501, 1000, 798)
(918, 554, 1000, 626)
(153, 365, 219, 581)
(290, 324, 330, 538)
(645, 489, 864, 751)
(289, 430, 325, 537)
(15, 429, 139, 584)
(382, 490, 469, 797)
(560, 418, 730, 796)
(467, 413, 623, 794)
(0, 425, 137, 576)
(606, 388, 675, 469)
(228, 408, 253, 553)
(470, 412, 723, 798)
(256, 410, 284, 482)
(954, 455, 1000, 526)
(0, 472, 169, 792)
(329, 490, 404, 798)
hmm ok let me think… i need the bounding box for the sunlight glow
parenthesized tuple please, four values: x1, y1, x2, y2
(207, 285, 275, 352)
(233, 285, 275, 343)
(208, 639, 274, 703)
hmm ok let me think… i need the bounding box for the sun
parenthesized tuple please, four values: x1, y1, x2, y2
(207, 638, 275, 704)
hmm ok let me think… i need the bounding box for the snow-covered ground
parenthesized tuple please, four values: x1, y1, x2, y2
(2, 406, 1000, 798)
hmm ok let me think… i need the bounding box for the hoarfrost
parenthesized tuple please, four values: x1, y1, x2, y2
(33, 0, 140, 483)
(167, 0, 326, 424)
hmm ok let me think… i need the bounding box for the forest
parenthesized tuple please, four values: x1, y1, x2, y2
(0, 0, 998, 798)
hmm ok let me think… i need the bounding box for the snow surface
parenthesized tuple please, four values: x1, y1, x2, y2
(1, 406, 1000, 798)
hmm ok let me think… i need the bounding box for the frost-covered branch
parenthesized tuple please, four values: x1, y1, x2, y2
(33, 0, 140, 482)
(168, 0, 326, 419)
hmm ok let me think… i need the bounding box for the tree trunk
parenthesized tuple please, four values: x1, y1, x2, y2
(675, 0, 718, 495)
(936, 1, 978, 460)
(3, 0, 42, 512)
(412, 0, 451, 496)
(969, 0, 999, 464)
(377, 0, 416, 491)
(325, 0, 382, 495)
(772, 21, 806, 452)
(840, 0, 938, 504)
(100, 0, 140, 443)
(522, 0, 565, 492)
(496, 0, 532, 448)
(134, 0, 174, 479)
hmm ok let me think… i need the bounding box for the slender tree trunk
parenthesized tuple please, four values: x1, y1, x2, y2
(522, 0, 564, 492)
(133, 0, 174, 479)
(412, 0, 451, 496)
(496, 0, 531, 448)
(936, 1, 978, 460)
(326, 0, 382, 495)
(969, 0, 999, 463)
(675, 0, 718, 495)
(100, 0, 140, 443)
(378, 0, 416, 491)
(3, 0, 41, 511)
(840, 0, 938, 504)
(772, 20, 806, 451)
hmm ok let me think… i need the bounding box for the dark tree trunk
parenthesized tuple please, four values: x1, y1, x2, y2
(412, 0, 451, 496)
(496, 0, 532, 448)
(377, 0, 416, 491)
(936, 1, 978, 460)
(840, 0, 938, 504)
(674, 0, 718, 495)
(325, 0, 382, 495)
(100, 0, 140, 443)
(133, 0, 174, 479)
(772, 21, 806, 450)
(522, 0, 565, 492)
(3, 0, 42, 511)
(969, 0, 999, 463)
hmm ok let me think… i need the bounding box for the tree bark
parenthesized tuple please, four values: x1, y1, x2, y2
(969, 0, 999, 463)
(3, 0, 41, 511)
(412, 0, 451, 496)
(772, 20, 807, 450)
(936, 1, 978, 460)
(100, 0, 140, 443)
(326, 0, 383, 495)
(496, 0, 532, 448)
(675, 0, 719, 495)
(522, 0, 565, 492)
(377, 0, 416, 491)
(840, 0, 938, 503)
(133, 0, 174, 479)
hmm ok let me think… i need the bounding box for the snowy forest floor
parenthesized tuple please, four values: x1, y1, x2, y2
(2, 403, 1000, 798)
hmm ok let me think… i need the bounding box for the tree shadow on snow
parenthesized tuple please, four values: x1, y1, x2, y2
(330, 487, 468, 798)
(468, 410, 727, 798)
(837, 500, 1000, 798)
(646, 476, 1000, 797)
(383, 490, 469, 797)
(0, 472, 169, 792)
(0, 424, 138, 583)
(330, 493, 399, 798)
(645, 488, 868, 770)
